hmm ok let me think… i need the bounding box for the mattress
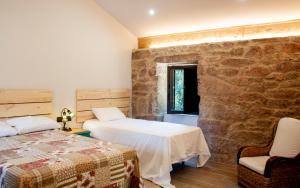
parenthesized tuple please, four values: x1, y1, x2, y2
(0, 130, 142, 188)
(83, 118, 211, 188)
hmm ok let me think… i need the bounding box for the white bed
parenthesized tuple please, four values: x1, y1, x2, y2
(83, 118, 211, 188)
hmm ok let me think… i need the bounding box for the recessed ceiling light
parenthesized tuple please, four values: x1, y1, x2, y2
(149, 9, 155, 16)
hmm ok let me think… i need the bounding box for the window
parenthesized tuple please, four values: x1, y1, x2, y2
(167, 65, 199, 114)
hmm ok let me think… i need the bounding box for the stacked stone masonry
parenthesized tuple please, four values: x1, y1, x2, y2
(131, 36, 300, 163)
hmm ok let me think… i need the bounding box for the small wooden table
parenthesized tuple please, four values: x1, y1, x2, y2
(70, 128, 91, 138)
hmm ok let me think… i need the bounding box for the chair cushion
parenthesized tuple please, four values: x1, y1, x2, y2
(270, 117, 300, 158)
(239, 156, 270, 175)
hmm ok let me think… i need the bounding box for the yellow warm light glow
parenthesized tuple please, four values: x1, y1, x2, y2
(149, 31, 300, 49)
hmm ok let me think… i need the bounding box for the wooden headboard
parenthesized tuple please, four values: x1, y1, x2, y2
(76, 89, 130, 123)
(0, 89, 53, 120)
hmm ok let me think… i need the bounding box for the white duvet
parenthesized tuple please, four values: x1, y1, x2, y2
(83, 118, 210, 188)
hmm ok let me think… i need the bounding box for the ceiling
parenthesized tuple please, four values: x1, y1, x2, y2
(96, 0, 300, 37)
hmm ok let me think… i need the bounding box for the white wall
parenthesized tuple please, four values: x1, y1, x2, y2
(0, 0, 137, 125)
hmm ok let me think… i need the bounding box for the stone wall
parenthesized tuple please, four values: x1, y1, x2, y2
(131, 36, 300, 163)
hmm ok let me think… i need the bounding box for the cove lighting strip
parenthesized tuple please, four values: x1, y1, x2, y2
(149, 31, 300, 49)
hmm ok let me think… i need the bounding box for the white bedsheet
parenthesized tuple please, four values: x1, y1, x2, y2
(83, 118, 210, 188)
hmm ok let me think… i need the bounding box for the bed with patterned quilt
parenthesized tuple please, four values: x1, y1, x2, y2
(0, 130, 142, 188)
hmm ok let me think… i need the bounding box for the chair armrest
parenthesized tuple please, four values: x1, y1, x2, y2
(237, 145, 271, 164)
(264, 153, 300, 178)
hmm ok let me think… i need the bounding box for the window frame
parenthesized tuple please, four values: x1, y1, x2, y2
(167, 64, 198, 114)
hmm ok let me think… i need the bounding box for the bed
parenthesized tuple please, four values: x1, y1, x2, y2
(0, 89, 142, 188)
(76, 89, 211, 188)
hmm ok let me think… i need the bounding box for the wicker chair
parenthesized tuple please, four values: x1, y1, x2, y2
(237, 117, 300, 188)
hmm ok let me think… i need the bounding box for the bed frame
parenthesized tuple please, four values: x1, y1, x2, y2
(76, 89, 131, 123)
(0, 89, 53, 120)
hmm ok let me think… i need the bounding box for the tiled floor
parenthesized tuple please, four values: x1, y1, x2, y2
(144, 161, 238, 188)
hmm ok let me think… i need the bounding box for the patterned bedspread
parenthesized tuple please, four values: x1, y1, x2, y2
(0, 130, 142, 188)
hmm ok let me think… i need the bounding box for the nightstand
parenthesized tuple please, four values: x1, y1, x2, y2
(70, 128, 91, 138)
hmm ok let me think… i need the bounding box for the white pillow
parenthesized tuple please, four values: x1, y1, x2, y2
(6, 116, 60, 134)
(0, 121, 17, 137)
(270, 117, 300, 158)
(92, 107, 126, 122)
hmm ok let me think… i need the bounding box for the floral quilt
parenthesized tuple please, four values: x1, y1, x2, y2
(0, 130, 142, 188)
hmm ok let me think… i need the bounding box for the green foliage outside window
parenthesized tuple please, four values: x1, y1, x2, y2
(174, 69, 184, 111)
